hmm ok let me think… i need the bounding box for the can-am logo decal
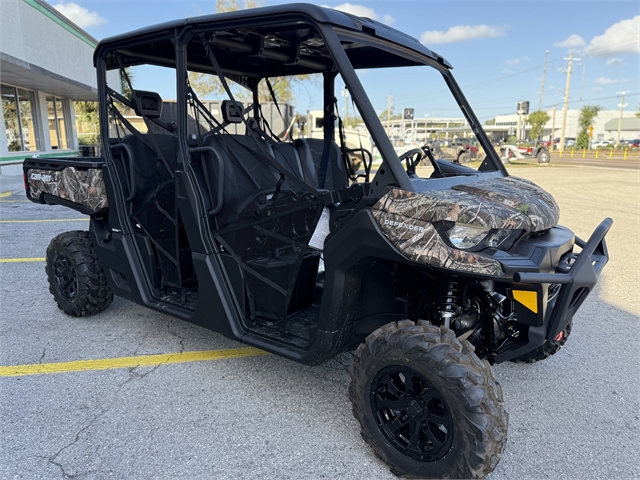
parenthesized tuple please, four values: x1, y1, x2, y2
(30, 172, 53, 182)
(384, 219, 425, 232)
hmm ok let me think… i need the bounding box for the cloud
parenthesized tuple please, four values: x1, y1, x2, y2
(594, 77, 627, 86)
(53, 2, 106, 28)
(331, 3, 395, 25)
(586, 16, 640, 56)
(506, 56, 530, 66)
(553, 34, 585, 51)
(420, 25, 507, 45)
(605, 57, 624, 66)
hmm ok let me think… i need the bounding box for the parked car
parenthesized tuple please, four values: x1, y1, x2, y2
(591, 140, 612, 149)
(451, 137, 479, 154)
(627, 139, 640, 149)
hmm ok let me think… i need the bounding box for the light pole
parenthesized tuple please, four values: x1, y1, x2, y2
(616, 91, 628, 146)
(559, 54, 579, 152)
(342, 88, 349, 126)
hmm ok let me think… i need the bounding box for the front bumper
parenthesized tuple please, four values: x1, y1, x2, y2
(493, 218, 612, 362)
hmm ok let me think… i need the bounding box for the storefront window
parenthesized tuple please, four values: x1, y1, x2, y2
(46, 95, 69, 149)
(2, 84, 39, 152)
(18, 89, 36, 151)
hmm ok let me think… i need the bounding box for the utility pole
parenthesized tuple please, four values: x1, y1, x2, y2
(559, 53, 578, 152)
(550, 104, 556, 150)
(579, 56, 587, 109)
(386, 94, 393, 136)
(343, 88, 349, 126)
(539, 50, 548, 111)
(616, 91, 628, 146)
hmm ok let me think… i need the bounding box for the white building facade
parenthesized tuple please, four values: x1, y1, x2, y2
(0, 0, 117, 173)
(494, 109, 639, 143)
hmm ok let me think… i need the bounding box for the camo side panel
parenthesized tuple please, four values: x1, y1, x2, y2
(27, 167, 108, 213)
(452, 176, 559, 231)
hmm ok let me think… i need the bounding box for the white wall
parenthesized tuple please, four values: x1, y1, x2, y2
(1, 0, 97, 90)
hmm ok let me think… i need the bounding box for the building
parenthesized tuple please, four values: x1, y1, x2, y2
(494, 109, 639, 144)
(1, 0, 117, 174)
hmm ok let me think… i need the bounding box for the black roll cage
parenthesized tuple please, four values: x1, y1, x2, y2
(95, 5, 507, 235)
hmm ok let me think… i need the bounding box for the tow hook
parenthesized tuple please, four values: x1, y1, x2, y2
(554, 331, 564, 342)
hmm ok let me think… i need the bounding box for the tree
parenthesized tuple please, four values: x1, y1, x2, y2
(485, 118, 495, 126)
(188, 0, 313, 105)
(378, 109, 401, 121)
(216, 0, 259, 12)
(119, 67, 135, 99)
(75, 102, 100, 144)
(576, 105, 601, 148)
(344, 116, 363, 128)
(527, 111, 550, 145)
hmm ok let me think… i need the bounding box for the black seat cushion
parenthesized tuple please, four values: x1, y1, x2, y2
(293, 138, 347, 191)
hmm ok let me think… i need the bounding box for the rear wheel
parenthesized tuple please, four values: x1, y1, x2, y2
(45, 231, 113, 317)
(349, 320, 508, 479)
(536, 147, 551, 164)
(458, 152, 471, 164)
(510, 321, 572, 363)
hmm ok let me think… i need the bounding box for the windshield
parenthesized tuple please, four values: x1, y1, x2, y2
(332, 32, 504, 179)
(346, 68, 501, 177)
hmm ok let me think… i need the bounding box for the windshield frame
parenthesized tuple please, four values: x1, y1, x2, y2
(324, 26, 509, 189)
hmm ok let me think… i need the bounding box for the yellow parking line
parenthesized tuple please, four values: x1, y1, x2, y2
(0, 191, 12, 198)
(0, 257, 46, 263)
(0, 347, 269, 377)
(0, 218, 88, 223)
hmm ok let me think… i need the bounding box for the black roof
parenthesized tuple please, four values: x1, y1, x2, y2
(94, 3, 452, 77)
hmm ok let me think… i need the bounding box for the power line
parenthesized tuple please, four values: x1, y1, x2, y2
(459, 57, 565, 89)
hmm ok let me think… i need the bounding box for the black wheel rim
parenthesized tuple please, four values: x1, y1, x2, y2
(53, 253, 77, 301)
(370, 366, 454, 462)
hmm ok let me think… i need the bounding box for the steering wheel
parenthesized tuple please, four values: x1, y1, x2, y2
(420, 145, 444, 177)
(399, 148, 425, 175)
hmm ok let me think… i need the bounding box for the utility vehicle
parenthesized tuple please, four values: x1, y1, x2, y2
(499, 144, 551, 164)
(24, 4, 611, 478)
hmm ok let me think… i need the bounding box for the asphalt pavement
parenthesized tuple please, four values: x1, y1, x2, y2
(1, 165, 638, 479)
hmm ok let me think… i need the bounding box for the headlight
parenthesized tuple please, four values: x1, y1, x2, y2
(447, 225, 490, 249)
(446, 224, 524, 251)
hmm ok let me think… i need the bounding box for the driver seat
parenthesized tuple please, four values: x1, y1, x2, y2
(293, 138, 348, 191)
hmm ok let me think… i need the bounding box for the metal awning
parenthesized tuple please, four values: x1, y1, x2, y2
(603, 117, 640, 131)
(1, 53, 97, 101)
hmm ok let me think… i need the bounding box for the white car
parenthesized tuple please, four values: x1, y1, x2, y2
(591, 141, 612, 149)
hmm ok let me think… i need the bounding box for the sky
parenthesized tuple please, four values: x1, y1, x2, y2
(51, 0, 640, 122)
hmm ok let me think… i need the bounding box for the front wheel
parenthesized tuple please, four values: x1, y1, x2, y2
(45, 230, 113, 317)
(349, 320, 508, 479)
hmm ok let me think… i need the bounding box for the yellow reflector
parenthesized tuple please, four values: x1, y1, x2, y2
(513, 290, 538, 313)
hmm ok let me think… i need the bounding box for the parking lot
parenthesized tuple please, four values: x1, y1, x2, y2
(1, 164, 638, 479)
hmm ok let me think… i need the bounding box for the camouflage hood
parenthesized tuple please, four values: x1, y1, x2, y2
(370, 176, 559, 277)
(373, 176, 559, 232)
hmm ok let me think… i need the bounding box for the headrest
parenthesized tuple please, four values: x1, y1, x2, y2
(221, 100, 244, 124)
(131, 90, 163, 119)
